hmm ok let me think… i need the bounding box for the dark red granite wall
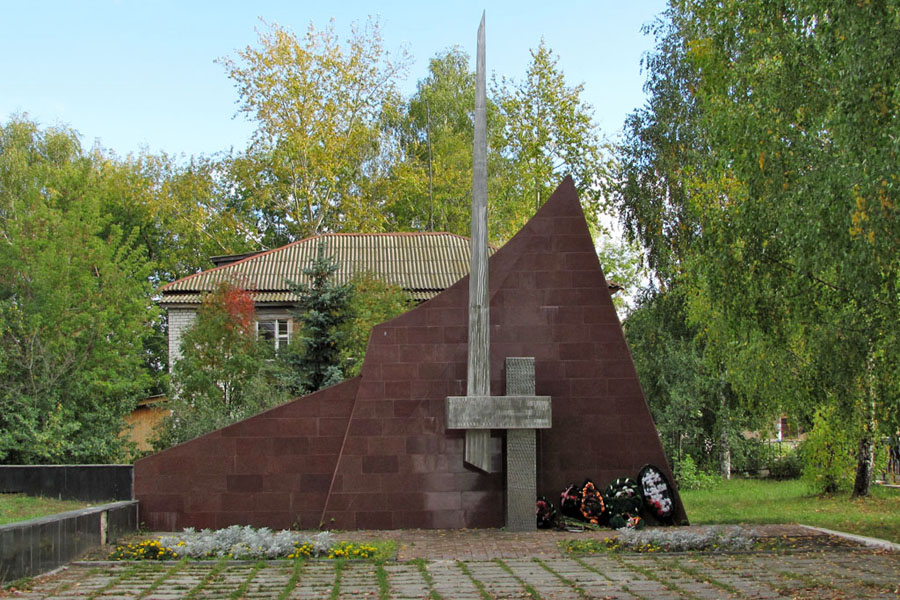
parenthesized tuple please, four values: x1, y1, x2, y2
(134, 379, 359, 531)
(135, 177, 686, 530)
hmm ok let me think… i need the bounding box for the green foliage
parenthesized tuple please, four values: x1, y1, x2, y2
(624, 286, 765, 475)
(96, 152, 255, 287)
(612, 2, 900, 496)
(284, 242, 354, 393)
(595, 236, 647, 314)
(494, 41, 609, 240)
(730, 439, 802, 479)
(874, 434, 894, 483)
(0, 118, 155, 464)
(385, 47, 483, 236)
(339, 273, 412, 377)
(609, 13, 703, 281)
(155, 283, 290, 448)
(625, 288, 707, 466)
(96, 152, 258, 387)
(0, 118, 259, 457)
(728, 438, 765, 476)
(673, 455, 720, 491)
(387, 42, 611, 245)
(769, 446, 802, 481)
(800, 404, 856, 494)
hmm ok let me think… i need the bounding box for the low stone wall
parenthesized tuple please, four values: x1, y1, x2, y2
(0, 465, 133, 502)
(0, 501, 138, 583)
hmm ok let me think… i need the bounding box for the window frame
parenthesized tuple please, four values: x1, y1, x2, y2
(256, 318, 291, 351)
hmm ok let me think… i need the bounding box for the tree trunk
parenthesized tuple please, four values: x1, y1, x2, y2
(719, 386, 731, 479)
(720, 428, 731, 479)
(852, 433, 874, 498)
(852, 353, 877, 498)
(852, 392, 876, 497)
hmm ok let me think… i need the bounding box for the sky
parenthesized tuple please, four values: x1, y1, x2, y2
(1, 0, 669, 160)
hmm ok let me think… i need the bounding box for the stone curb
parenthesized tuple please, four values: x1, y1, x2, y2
(799, 524, 900, 552)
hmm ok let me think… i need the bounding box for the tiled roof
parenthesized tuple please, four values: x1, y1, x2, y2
(160, 232, 481, 305)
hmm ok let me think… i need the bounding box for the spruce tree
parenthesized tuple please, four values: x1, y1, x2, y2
(285, 241, 353, 393)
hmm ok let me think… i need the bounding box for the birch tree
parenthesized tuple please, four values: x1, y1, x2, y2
(613, 1, 900, 495)
(495, 41, 608, 238)
(220, 19, 410, 245)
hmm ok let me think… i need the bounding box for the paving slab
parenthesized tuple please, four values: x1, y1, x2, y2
(3, 526, 898, 600)
(382, 563, 430, 599)
(502, 558, 581, 600)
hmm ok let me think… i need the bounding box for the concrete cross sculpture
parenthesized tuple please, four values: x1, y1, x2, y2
(445, 13, 552, 531)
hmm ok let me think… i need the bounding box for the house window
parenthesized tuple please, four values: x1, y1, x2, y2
(780, 417, 797, 440)
(257, 319, 290, 351)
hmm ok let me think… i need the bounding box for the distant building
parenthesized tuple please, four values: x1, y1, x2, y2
(122, 395, 169, 453)
(159, 231, 623, 367)
(160, 233, 479, 366)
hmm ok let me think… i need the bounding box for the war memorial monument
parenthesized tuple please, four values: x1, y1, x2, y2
(135, 15, 686, 531)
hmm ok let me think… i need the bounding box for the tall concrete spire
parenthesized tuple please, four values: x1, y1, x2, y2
(465, 12, 491, 472)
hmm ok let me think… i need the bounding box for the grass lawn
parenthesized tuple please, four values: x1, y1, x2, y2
(681, 478, 900, 544)
(0, 493, 95, 525)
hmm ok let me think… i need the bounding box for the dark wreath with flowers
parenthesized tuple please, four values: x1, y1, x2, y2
(638, 464, 675, 521)
(537, 464, 677, 530)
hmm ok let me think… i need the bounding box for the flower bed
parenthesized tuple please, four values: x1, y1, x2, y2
(109, 526, 379, 561)
(562, 526, 756, 554)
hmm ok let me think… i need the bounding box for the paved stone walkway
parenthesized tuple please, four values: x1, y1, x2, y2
(5, 526, 899, 599)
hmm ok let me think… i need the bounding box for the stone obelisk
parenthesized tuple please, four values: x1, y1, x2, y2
(465, 12, 492, 473)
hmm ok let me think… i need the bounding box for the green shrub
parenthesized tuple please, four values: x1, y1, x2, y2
(674, 455, 720, 490)
(729, 438, 764, 475)
(800, 404, 855, 494)
(874, 434, 897, 482)
(339, 273, 412, 378)
(769, 446, 802, 480)
(155, 283, 291, 450)
(731, 437, 799, 476)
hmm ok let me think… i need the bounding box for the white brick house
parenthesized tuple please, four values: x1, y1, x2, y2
(159, 233, 481, 368)
(160, 232, 624, 369)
